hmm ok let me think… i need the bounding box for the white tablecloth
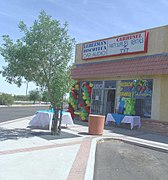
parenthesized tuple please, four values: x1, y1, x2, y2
(106, 113, 141, 129)
(29, 111, 73, 130)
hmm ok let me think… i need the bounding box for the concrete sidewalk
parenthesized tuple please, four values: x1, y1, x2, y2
(0, 117, 168, 180)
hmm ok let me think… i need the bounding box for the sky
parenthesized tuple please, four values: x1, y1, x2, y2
(0, 0, 168, 95)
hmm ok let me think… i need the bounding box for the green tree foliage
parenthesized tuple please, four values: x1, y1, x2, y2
(14, 95, 28, 101)
(29, 90, 41, 104)
(41, 91, 49, 103)
(0, 11, 75, 134)
(0, 93, 14, 105)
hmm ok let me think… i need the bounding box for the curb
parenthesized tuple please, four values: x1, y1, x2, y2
(84, 138, 97, 180)
(98, 136, 168, 153)
(0, 104, 50, 107)
(0, 116, 32, 125)
(122, 136, 168, 153)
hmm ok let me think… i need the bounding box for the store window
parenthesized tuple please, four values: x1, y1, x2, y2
(118, 79, 153, 118)
(104, 80, 116, 89)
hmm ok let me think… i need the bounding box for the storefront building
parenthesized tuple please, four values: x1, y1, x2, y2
(71, 25, 168, 123)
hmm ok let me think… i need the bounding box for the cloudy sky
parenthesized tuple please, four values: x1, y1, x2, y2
(0, 0, 168, 95)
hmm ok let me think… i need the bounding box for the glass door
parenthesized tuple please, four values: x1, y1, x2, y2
(103, 89, 116, 115)
(90, 88, 104, 115)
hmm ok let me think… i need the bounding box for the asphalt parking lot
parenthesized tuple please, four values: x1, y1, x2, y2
(0, 106, 49, 123)
(94, 139, 168, 180)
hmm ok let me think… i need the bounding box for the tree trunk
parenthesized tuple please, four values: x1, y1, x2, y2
(51, 106, 59, 135)
(58, 104, 63, 134)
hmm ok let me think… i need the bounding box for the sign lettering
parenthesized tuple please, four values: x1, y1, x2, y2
(82, 31, 148, 60)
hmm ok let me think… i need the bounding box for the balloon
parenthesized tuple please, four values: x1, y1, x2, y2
(84, 112, 88, 116)
(74, 90, 78, 95)
(71, 114, 74, 119)
(80, 102, 84, 107)
(75, 84, 79, 90)
(81, 117, 85, 121)
(86, 85, 90, 90)
(88, 90, 92, 95)
(86, 100, 90, 104)
(74, 95, 78, 100)
(84, 106, 88, 111)
(85, 107, 90, 113)
(83, 96, 86, 100)
(85, 91, 89, 96)
(81, 106, 84, 110)
(83, 109, 87, 113)
(86, 103, 90, 107)
(70, 92, 73, 98)
(74, 94, 78, 100)
(86, 97, 90, 101)
(72, 91, 75, 95)
(86, 87, 91, 93)
(84, 86, 87, 92)
(89, 83, 93, 87)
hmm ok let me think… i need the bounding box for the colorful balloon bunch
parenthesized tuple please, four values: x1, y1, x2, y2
(68, 82, 80, 119)
(80, 82, 93, 121)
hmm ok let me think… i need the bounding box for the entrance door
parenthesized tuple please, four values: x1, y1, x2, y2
(90, 88, 104, 115)
(104, 89, 116, 114)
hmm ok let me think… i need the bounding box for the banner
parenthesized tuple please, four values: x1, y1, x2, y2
(82, 31, 148, 60)
(118, 79, 152, 98)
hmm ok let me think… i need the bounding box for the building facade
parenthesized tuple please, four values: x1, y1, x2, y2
(72, 25, 168, 123)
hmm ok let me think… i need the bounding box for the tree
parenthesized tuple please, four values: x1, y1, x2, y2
(0, 11, 75, 134)
(14, 95, 28, 101)
(0, 93, 14, 105)
(29, 90, 41, 104)
(41, 91, 49, 103)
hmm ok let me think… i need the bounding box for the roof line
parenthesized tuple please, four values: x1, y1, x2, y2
(75, 52, 168, 67)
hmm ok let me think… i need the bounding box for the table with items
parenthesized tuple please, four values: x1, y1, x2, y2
(29, 110, 73, 130)
(106, 113, 141, 129)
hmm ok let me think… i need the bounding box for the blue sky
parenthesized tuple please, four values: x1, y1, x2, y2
(0, 0, 168, 95)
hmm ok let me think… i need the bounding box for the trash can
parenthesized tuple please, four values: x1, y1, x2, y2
(88, 114, 105, 135)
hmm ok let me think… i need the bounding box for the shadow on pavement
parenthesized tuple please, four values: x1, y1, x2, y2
(78, 132, 90, 135)
(0, 127, 81, 141)
(0, 127, 34, 141)
(33, 131, 81, 140)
